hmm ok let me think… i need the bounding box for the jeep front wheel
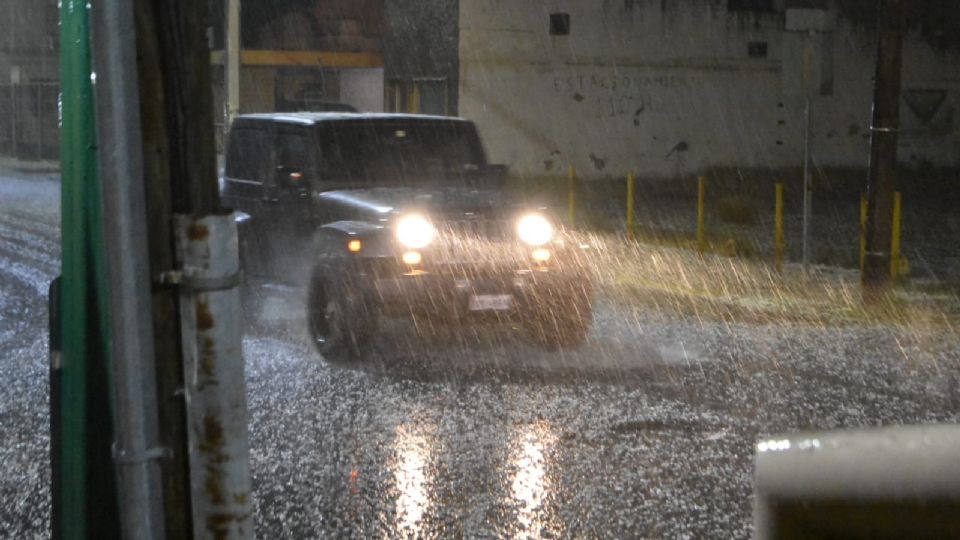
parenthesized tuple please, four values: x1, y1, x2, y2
(306, 272, 373, 363)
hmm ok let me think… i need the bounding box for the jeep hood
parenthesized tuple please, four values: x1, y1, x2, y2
(317, 186, 528, 219)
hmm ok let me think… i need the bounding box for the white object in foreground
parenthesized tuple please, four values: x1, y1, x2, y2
(754, 424, 960, 539)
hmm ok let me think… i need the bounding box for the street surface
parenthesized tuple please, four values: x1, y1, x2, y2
(2, 172, 959, 538)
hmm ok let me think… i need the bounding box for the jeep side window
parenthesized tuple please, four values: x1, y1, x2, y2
(225, 125, 272, 181)
(313, 121, 486, 188)
(274, 127, 316, 187)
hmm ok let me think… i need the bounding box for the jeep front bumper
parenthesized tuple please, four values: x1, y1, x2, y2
(369, 264, 591, 320)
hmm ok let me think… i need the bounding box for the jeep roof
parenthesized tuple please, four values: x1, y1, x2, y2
(236, 112, 467, 126)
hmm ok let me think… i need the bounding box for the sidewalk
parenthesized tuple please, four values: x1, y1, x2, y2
(588, 233, 960, 327)
(0, 157, 60, 176)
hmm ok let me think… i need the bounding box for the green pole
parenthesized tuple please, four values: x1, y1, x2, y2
(59, 0, 115, 537)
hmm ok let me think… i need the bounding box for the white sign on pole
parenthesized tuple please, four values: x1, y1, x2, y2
(784, 9, 836, 275)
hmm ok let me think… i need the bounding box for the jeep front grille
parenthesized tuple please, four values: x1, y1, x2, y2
(439, 219, 512, 241)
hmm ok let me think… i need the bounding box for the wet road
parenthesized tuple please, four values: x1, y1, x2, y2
(2, 172, 959, 538)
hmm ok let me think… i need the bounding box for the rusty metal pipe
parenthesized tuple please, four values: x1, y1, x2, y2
(175, 213, 253, 540)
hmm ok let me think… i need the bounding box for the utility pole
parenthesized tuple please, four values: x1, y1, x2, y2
(134, 0, 253, 537)
(133, 1, 197, 535)
(134, 0, 232, 537)
(862, 0, 905, 301)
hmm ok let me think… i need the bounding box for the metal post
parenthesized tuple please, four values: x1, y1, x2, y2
(567, 165, 576, 226)
(175, 214, 253, 540)
(225, 0, 241, 131)
(774, 183, 784, 273)
(626, 170, 635, 241)
(863, 0, 905, 300)
(59, 0, 120, 536)
(696, 175, 706, 251)
(90, 0, 167, 537)
(59, 1, 94, 536)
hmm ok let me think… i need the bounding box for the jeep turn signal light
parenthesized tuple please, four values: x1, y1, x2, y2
(532, 248, 551, 263)
(347, 239, 362, 253)
(402, 251, 422, 266)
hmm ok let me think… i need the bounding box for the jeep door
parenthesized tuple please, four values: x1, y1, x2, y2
(265, 123, 321, 281)
(222, 121, 272, 276)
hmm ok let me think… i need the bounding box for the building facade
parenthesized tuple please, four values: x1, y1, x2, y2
(457, 0, 960, 179)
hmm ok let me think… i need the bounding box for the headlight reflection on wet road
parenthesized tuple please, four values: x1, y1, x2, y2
(391, 423, 432, 538)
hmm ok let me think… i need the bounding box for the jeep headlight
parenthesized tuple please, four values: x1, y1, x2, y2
(396, 213, 436, 249)
(517, 213, 554, 246)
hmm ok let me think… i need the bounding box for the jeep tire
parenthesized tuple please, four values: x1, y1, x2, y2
(306, 269, 375, 364)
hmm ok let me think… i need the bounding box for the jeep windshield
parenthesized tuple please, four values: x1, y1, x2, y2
(314, 119, 487, 189)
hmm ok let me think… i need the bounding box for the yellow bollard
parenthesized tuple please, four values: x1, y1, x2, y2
(859, 194, 867, 272)
(626, 171, 635, 241)
(696, 175, 706, 252)
(774, 183, 784, 273)
(890, 191, 902, 279)
(567, 165, 576, 226)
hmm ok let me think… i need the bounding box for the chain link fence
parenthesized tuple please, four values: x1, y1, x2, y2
(0, 82, 60, 162)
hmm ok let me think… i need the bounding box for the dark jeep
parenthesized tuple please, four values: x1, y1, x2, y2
(221, 112, 593, 361)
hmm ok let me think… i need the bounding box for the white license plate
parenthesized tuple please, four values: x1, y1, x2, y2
(468, 294, 513, 311)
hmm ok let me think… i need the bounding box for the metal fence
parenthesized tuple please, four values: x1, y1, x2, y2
(0, 82, 60, 162)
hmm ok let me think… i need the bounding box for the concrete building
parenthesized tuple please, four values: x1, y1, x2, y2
(457, 0, 960, 180)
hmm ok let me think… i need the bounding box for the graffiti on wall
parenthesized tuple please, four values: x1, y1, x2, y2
(552, 72, 688, 124)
